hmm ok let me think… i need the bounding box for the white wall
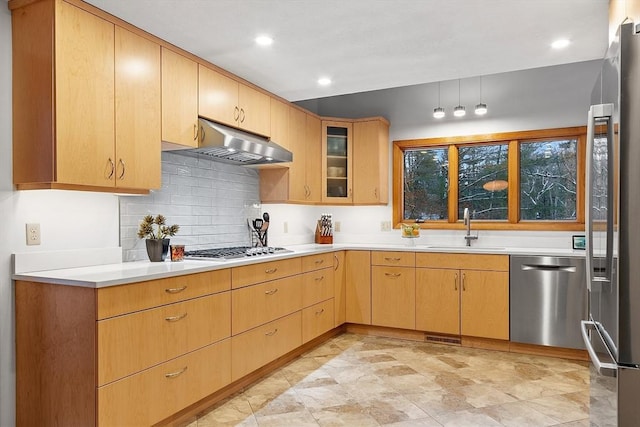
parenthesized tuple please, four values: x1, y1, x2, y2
(0, 6, 119, 425)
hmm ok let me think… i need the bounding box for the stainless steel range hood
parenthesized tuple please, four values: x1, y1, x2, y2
(168, 117, 293, 166)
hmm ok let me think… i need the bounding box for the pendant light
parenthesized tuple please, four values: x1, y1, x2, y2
(453, 79, 466, 117)
(475, 76, 488, 115)
(433, 82, 445, 119)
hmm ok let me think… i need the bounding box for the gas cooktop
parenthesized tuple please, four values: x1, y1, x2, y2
(183, 246, 292, 261)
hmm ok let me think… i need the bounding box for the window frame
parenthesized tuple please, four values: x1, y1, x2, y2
(393, 126, 586, 231)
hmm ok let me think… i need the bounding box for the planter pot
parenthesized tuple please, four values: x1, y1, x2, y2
(146, 238, 170, 262)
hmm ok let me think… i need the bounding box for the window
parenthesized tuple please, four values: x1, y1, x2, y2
(520, 139, 577, 220)
(458, 144, 509, 220)
(403, 148, 448, 220)
(393, 127, 586, 230)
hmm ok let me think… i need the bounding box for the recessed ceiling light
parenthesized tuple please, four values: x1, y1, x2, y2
(255, 35, 273, 46)
(318, 77, 332, 86)
(551, 39, 570, 49)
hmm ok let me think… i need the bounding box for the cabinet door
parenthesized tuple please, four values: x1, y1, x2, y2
(460, 270, 509, 340)
(270, 98, 290, 150)
(305, 114, 322, 202)
(333, 251, 346, 327)
(161, 48, 198, 147)
(55, 1, 115, 187)
(353, 120, 389, 204)
(238, 83, 270, 136)
(371, 266, 415, 329)
(322, 121, 353, 203)
(302, 268, 334, 308)
(302, 299, 335, 343)
(416, 268, 460, 335)
(198, 64, 239, 128)
(114, 26, 161, 190)
(345, 251, 371, 324)
(288, 107, 308, 201)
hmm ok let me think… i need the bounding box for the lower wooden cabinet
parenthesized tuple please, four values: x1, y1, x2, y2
(231, 311, 302, 381)
(302, 267, 334, 308)
(345, 251, 371, 324)
(302, 299, 335, 343)
(416, 268, 460, 335)
(333, 251, 346, 327)
(371, 266, 415, 329)
(98, 339, 231, 427)
(460, 270, 509, 340)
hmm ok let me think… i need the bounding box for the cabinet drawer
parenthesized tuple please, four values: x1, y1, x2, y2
(98, 292, 230, 386)
(231, 258, 302, 289)
(232, 275, 302, 335)
(231, 311, 302, 381)
(302, 299, 335, 343)
(301, 253, 334, 272)
(302, 268, 334, 308)
(415, 253, 509, 271)
(372, 251, 416, 267)
(98, 339, 231, 427)
(97, 269, 231, 319)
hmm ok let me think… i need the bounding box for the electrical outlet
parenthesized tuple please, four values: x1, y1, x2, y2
(334, 221, 341, 232)
(381, 221, 392, 231)
(283, 221, 288, 233)
(26, 223, 41, 245)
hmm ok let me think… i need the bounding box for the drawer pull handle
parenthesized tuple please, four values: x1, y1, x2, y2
(385, 272, 401, 278)
(265, 288, 278, 295)
(265, 268, 278, 274)
(165, 286, 187, 294)
(314, 276, 325, 282)
(315, 308, 325, 315)
(315, 259, 324, 264)
(384, 257, 402, 262)
(462, 273, 466, 291)
(454, 273, 458, 291)
(265, 328, 278, 336)
(165, 313, 188, 322)
(165, 366, 188, 379)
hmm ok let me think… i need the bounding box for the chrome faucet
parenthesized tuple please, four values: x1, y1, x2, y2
(463, 208, 478, 246)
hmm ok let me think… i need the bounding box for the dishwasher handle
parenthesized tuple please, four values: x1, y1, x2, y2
(521, 264, 577, 273)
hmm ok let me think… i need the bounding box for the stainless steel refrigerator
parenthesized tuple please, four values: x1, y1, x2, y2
(581, 20, 640, 426)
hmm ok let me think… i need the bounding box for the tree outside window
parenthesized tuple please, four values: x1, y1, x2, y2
(403, 148, 448, 220)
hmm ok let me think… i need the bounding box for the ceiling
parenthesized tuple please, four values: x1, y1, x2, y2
(84, 0, 610, 102)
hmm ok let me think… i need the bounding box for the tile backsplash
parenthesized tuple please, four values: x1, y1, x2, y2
(119, 152, 261, 261)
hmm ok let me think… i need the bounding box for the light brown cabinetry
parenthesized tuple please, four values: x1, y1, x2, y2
(371, 252, 416, 329)
(302, 299, 335, 343)
(322, 120, 354, 203)
(270, 98, 291, 150)
(231, 257, 302, 289)
(15, 269, 233, 427)
(353, 119, 390, 204)
(345, 250, 372, 324)
(162, 48, 198, 148)
(198, 64, 271, 136)
(259, 110, 322, 203)
(11, 0, 161, 192)
(415, 253, 510, 340)
(333, 251, 347, 326)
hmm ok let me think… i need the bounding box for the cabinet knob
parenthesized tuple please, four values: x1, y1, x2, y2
(105, 158, 115, 180)
(117, 159, 126, 180)
(165, 366, 188, 379)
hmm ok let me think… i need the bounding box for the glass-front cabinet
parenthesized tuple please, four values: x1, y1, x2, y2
(322, 121, 353, 203)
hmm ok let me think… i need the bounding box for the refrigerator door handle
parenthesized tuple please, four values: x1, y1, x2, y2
(581, 320, 618, 377)
(585, 103, 615, 292)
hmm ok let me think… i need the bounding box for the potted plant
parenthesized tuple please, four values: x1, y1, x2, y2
(137, 214, 180, 262)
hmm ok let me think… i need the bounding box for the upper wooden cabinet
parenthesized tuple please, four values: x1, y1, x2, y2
(198, 65, 270, 136)
(322, 120, 354, 204)
(11, 0, 160, 193)
(115, 27, 161, 190)
(353, 119, 389, 204)
(270, 98, 290, 150)
(162, 48, 198, 148)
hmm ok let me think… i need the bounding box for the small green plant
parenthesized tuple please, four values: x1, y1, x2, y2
(137, 214, 179, 239)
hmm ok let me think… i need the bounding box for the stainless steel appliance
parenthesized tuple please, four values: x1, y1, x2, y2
(166, 117, 293, 166)
(581, 20, 640, 426)
(184, 246, 292, 261)
(510, 255, 586, 349)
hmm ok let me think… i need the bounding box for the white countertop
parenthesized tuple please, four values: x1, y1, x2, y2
(12, 243, 584, 288)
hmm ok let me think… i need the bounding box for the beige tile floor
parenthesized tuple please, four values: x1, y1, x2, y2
(188, 334, 590, 426)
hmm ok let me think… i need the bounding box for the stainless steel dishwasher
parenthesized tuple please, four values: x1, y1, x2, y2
(510, 255, 586, 349)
